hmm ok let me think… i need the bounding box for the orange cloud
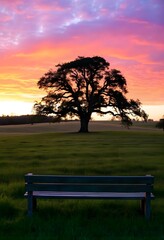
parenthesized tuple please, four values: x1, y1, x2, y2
(0, 0, 163, 118)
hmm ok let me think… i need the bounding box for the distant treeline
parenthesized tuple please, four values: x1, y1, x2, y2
(0, 115, 56, 125)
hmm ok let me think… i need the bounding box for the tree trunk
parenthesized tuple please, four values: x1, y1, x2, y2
(79, 115, 90, 133)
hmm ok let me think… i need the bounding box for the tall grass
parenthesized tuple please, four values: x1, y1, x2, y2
(0, 130, 163, 239)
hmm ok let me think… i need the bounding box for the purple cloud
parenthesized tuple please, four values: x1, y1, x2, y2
(0, 0, 164, 110)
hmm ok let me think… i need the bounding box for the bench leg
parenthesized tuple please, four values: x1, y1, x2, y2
(145, 196, 151, 220)
(140, 196, 151, 220)
(27, 194, 37, 216)
(140, 199, 145, 215)
(33, 197, 37, 211)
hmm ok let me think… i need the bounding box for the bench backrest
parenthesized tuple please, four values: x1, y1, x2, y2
(25, 174, 154, 193)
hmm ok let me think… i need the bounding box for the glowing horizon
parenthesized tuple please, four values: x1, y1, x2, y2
(0, 0, 163, 120)
(0, 100, 163, 121)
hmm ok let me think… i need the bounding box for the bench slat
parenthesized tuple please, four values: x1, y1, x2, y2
(25, 183, 153, 193)
(25, 191, 155, 199)
(25, 175, 154, 184)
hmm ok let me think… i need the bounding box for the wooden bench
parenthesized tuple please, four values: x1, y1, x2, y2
(24, 173, 154, 219)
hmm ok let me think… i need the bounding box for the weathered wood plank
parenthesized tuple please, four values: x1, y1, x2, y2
(25, 174, 154, 184)
(25, 191, 154, 199)
(25, 183, 153, 193)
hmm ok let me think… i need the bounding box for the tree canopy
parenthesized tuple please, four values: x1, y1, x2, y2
(34, 56, 147, 132)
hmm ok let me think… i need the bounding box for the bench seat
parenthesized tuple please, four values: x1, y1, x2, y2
(25, 191, 154, 199)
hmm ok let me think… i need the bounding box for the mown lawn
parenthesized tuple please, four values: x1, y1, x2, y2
(0, 130, 163, 240)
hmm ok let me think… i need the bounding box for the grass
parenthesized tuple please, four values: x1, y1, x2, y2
(0, 128, 163, 239)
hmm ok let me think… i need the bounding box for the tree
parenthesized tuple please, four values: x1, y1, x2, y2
(156, 118, 164, 131)
(34, 56, 147, 132)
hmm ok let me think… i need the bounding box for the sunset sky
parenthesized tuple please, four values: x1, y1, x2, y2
(0, 0, 164, 120)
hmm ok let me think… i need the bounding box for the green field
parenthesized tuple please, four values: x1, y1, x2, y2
(0, 125, 163, 239)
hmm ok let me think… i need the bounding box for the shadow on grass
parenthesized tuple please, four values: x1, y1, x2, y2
(0, 200, 164, 240)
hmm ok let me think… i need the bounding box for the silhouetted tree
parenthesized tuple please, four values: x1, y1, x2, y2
(34, 56, 147, 132)
(156, 118, 164, 131)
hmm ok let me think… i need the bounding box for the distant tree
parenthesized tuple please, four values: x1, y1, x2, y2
(156, 119, 164, 131)
(34, 56, 147, 132)
(0, 115, 55, 125)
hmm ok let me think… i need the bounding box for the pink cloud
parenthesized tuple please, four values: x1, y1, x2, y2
(0, 0, 163, 110)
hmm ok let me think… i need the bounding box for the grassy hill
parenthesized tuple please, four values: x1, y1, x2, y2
(0, 126, 163, 239)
